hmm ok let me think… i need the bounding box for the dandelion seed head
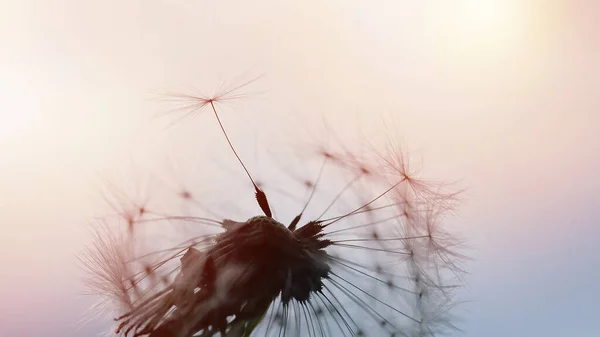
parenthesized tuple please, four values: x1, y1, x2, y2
(83, 78, 468, 337)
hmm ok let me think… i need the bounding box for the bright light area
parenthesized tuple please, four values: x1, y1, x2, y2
(459, 0, 517, 34)
(435, 0, 523, 72)
(341, 0, 541, 89)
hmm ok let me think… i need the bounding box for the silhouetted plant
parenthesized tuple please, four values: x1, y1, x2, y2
(81, 78, 467, 337)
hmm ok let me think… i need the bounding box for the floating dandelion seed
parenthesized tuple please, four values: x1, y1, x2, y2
(83, 77, 467, 337)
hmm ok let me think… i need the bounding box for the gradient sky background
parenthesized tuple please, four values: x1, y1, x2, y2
(1, 1, 599, 336)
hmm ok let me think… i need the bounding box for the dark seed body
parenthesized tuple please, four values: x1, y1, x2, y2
(117, 216, 334, 336)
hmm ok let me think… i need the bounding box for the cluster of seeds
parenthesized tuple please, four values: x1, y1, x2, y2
(82, 79, 467, 337)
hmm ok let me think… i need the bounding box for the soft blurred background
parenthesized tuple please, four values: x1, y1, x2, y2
(1, 1, 599, 336)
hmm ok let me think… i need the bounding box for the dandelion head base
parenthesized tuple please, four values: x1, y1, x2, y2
(212, 216, 332, 305)
(115, 215, 333, 336)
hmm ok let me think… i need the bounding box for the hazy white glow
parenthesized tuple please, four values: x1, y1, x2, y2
(0, 80, 37, 141)
(445, 0, 523, 50)
(459, 0, 517, 35)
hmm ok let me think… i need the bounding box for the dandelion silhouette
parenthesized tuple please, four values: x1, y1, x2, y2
(82, 77, 467, 337)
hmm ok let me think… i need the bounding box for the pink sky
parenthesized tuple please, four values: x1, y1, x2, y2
(1, 1, 599, 336)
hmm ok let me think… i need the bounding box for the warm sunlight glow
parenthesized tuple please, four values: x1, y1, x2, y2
(460, 0, 515, 35)
(343, 0, 532, 81)
(416, 0, 543, 88)
(450, 0, 524, 51)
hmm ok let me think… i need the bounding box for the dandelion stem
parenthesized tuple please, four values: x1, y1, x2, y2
(210, 101, 257, 188)
(333, 244, 412, 255)
(209, 100, 272, 217)
(323, 178, 407, 227)
(333, 235, 429, 244)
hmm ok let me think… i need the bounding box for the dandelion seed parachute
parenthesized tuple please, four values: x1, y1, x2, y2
(83, 80, 466, 337)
